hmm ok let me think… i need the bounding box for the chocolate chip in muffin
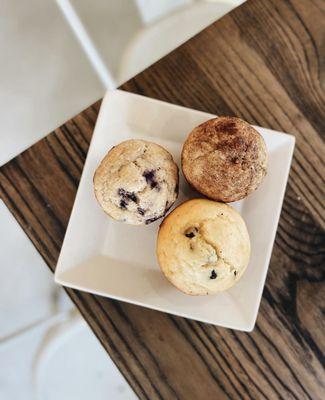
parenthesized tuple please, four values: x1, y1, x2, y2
(234, 270, 237, 276)
(128, 192, 138, 202)
(143, 170, 160, 190)
(185, 227, 198, 238)
(210, 270, 217, 279)
(118, 188, 138, 204)
(185, 232, 195, 238)
(119, 199, 127, 209)
(118, 188, 126, 196)
(143, 170, 154, 182)
(150, 181, 159, 190)
(137, 207, 145, 216)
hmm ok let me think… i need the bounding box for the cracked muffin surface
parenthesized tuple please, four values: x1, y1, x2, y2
(181, 117, 268, 202)
(157, 199, 250, 295)
(93, 139, 179, 225)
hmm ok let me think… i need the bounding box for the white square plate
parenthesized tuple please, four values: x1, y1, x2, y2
(55, 90, 295, 331)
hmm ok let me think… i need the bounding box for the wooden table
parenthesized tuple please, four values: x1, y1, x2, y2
(1, 0, 324, 398)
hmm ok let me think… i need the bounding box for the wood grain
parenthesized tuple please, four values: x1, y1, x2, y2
(0, 0, 324, 398)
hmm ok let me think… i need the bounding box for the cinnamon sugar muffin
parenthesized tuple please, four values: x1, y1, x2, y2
(94, 139, 179, 225)
(157, 199, 250, 295)
(181, 117, 267, 202)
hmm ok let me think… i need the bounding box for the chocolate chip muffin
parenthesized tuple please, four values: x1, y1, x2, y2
(93, 139, 179, 225)
(181, 117, 268, 202)
(157, 199, 250, 295)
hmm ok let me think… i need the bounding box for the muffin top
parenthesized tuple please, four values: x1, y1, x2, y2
(157, 199, 250, 295)
(94, 139, 179, 225)
(181, 117, 268, 202)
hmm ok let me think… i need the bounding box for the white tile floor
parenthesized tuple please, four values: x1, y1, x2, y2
(0, 0, 104, 167)
(0, 0, 244, 167)
(0, 200, 136, 399)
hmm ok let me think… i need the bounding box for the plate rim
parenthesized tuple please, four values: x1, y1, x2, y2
(55, 89, 295, 331)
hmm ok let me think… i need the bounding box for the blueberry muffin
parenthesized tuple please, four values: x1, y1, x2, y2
(157, 199, 250, 295)
(181, 117, 268, 202)
(93, 139, 179, 225)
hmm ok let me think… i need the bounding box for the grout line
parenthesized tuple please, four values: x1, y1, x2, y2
(56, 0, 116, 89)
(0, 309, 77, 350)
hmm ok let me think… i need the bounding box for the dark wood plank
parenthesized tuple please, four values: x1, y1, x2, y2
(0, 0, 324, 399)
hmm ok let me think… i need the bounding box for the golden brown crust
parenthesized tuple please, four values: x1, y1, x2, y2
(157, 199, 251, 295)
(181, 117, 268, 202)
